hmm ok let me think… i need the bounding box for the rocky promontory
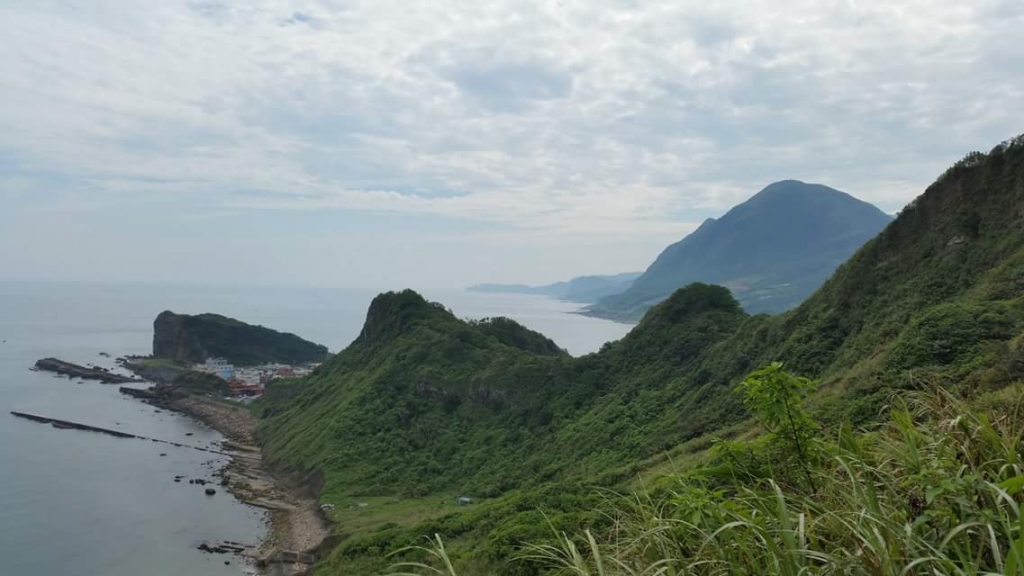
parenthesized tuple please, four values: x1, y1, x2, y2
(34, 358, 140, 384)
(153, 311, 329, 366)
(118, 367, 231, 407)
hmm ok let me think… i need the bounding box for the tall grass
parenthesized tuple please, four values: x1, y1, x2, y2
(385, 534, 459, 576)
(385, 383, 1024, 576)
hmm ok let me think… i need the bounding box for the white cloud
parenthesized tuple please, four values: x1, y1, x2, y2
(1, 0, 1022, 284)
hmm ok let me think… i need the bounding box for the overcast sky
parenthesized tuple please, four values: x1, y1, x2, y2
(1, 0, 1022, 291)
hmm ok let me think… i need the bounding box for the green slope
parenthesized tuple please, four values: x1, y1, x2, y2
(257, 134, 1024, 575)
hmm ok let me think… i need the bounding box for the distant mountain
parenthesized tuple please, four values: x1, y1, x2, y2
(153, 311, 329, 366)
(586, 180, 894, 320)
(468, 271, 642, 303)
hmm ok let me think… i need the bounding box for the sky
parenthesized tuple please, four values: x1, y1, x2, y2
(1, 0, 1022, 291)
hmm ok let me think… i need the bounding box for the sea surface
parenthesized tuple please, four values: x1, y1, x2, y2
(0, 280, 633, 576)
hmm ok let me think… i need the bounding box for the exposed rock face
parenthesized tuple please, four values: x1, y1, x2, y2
(153, 312, 206, 365)
(152, 311, 329, 366)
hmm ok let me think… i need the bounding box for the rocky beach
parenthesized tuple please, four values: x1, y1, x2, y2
(167, 393, 327, 561)
(104, 310, 334, 573)
(15, 374, 329, 574)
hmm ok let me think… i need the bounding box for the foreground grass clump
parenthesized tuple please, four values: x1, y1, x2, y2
(390, 368, 1024, 576)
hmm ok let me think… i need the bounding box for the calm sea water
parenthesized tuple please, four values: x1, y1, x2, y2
(0, 280, 632, 576)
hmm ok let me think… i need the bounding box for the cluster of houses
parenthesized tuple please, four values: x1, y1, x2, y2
(196, 358, 317, 397)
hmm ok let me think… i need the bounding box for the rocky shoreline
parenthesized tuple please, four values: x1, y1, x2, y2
(162, 396, 329, 575)
(111, 355, 330, 571)
(114, 372, 328, 575)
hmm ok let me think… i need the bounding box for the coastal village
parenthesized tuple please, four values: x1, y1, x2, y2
(195, 357, 318, 398)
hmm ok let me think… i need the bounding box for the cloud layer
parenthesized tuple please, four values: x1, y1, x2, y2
(2, 0, 1022, 285)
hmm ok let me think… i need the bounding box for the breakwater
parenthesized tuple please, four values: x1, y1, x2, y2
(8, 411, 246, 458)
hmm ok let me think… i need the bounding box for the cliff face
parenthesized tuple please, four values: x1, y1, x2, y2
(153, 312, 206, 364)
(152, 311, 329, 366)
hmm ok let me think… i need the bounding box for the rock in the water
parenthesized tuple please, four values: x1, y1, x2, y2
(205, 488, 216, 496)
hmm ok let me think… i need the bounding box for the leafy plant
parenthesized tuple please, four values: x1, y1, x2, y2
(737, 362, 819, 490)
(504, 386, 1024, 576)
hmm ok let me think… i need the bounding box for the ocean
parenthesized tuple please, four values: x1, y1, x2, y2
(0, 280, 633, 576)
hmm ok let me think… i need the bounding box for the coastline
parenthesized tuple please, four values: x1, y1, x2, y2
(167, 396, 329, 575)
(568, 308, 639, 325)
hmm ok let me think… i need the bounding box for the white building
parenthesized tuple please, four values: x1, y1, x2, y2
(201, 358, 234, 380)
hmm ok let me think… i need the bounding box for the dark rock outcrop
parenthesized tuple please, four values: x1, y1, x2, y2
(34, 358, 139, 384)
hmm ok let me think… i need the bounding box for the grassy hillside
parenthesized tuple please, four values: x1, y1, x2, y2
(257, 135, 1024, 575)
(398, 385, 1024, 576)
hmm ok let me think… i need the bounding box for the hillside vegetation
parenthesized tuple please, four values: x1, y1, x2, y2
(587, 180, 893, 320)
(393, 382, 1024, 576)
(153, 311, 329, 366)
(257, 135, 1024, 575)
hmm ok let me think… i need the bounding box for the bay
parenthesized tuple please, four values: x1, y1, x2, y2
(0, 280, 632, 575)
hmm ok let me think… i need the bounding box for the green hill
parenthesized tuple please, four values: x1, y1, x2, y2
(256, 135, 1024, 575)
(586, 180, 893, 320)
(153, 311, 329, 366)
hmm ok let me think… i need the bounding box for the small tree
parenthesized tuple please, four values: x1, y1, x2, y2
(738, 362, 819, 491)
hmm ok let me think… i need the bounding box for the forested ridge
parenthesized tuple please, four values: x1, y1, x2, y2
(257, 134, 1024, 575)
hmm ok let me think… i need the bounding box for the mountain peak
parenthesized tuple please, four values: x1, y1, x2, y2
(762, 178, 809, 189)
(639, 283, 743, 327)
(745, 180, 863, 206)
(358, 289, 453, 345)
(587, 180, 892, 319)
